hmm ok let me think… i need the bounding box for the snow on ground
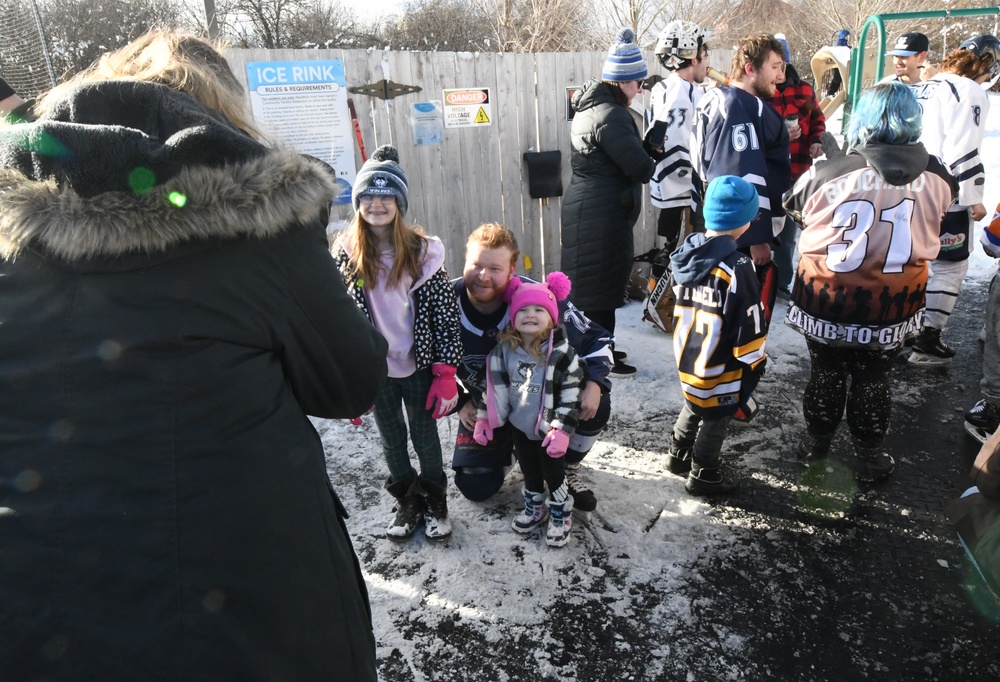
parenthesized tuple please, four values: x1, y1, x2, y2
(316, 94, 1000, 680)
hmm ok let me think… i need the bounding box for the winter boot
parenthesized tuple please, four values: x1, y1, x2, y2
(797, 433, 832, 465)
(965, 399, 1000, 444)
(384, 474, 423, 540)
(665, 436, 693, 476)
(512, 488, 548, 533)
(420, 475, 452, 541)
(545, 484, 574, 548)
(908, 327, 956, 366)
(685, 465, 737, 496)
(565, 462, 597, 512)
(853, 443, 895, 483)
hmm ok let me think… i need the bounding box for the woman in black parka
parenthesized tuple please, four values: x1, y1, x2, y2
(0, 31, 387, 680)
(561, 28, 655, 375)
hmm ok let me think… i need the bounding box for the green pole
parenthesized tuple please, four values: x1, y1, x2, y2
(843, 6, 1000, 127)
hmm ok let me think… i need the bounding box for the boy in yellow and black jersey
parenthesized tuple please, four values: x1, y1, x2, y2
(666, 176, 768, 495)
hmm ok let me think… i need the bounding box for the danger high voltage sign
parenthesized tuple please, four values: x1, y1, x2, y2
(442, 88, 492, 128)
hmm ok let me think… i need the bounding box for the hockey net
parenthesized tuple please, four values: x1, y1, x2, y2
(0, 0, 55, 99)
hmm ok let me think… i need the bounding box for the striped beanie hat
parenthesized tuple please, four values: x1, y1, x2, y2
(352, 145, 409, 215)
(602, 28, 648, 82)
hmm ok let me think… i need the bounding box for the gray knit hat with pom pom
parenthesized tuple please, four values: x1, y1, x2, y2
(352, 145, 409, 215)
(602, 28, 648, 82)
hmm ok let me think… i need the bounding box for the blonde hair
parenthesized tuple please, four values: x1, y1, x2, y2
(344, 210, 428, 289)
(497, 317, 555, 358)
(38, 29, 259, 137)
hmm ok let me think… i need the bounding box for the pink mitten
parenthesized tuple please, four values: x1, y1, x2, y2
(425, 363, 458, 419)
(541, 429, 570, 458)
(473, 419, 494, 446)
(348, 405, 374, 426)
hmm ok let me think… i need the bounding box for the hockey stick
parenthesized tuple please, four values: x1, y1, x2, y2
(346, 97, 367, 162)
(758, 261, 779, 325)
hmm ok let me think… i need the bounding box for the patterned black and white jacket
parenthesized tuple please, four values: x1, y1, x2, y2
(333, 236, 462, 371)
(478, 325, 583, 438)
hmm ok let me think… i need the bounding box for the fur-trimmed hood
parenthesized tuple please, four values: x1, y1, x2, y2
(0, 80, 336, 262)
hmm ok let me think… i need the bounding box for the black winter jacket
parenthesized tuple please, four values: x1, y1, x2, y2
(0, 81, 386, 681)
(560, 78, 654, 311)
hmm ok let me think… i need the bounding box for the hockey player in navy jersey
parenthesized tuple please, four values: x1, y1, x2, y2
(666, 176, 768, 495)
(647, 21, 711, 254)
(692, 34, 791, 270)
(909, 35, 999, 364)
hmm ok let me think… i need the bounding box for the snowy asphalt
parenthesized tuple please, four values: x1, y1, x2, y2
(321, 273, 998, 682)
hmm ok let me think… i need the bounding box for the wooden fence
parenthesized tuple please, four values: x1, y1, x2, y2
(227, 48, 731, 279)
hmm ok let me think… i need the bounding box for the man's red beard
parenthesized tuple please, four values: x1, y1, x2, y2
(467, 280, 504, 304)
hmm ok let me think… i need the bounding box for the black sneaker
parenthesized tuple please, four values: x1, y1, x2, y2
(610, 359, 637, 377)
(965, 399, 1000, 444)
(685, 466, 737, 496)
(613, 349, 628, 362)
(908, 327, 955, 365)
(565, 462, 597, 512)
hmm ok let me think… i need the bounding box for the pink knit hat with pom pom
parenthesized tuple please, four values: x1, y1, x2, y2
(504, 272, 572, 324)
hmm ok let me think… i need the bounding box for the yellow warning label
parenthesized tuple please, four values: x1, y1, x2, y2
(474, 107, 491, 124)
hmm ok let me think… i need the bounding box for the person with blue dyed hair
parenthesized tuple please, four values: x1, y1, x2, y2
(783, 82, 958, 484)
(845, 79, 923, 147)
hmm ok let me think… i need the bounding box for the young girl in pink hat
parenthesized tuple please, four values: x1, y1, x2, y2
(473, 272, 584, 547)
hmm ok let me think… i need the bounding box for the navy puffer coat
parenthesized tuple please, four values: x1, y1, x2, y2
(560, 78, 654, 311)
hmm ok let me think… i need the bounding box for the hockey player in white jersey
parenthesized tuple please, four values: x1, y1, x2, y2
(909, 35, 999, 364)
(647, 21, 711, 254)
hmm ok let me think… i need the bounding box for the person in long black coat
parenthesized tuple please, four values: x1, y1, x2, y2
(0, 31, 387, 681)
(561, 28, 655, 374)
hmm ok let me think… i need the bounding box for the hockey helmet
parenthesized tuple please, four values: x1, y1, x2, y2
(959, 34, 1000, 89)
(655, 21, 709, 69)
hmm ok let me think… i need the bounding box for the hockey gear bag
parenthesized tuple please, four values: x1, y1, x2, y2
(627, 248, 659, 300)
(639, 248, 676, 333)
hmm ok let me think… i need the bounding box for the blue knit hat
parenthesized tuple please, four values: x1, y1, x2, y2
(352, 145, 409, 215)
(602, 28, 648, 82)
(703, 176, 759, 232)
(774, 33, 791, 62)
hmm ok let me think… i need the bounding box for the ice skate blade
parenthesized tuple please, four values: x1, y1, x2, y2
(964, 420, 992, 444)
(907, 351, 952, 366)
